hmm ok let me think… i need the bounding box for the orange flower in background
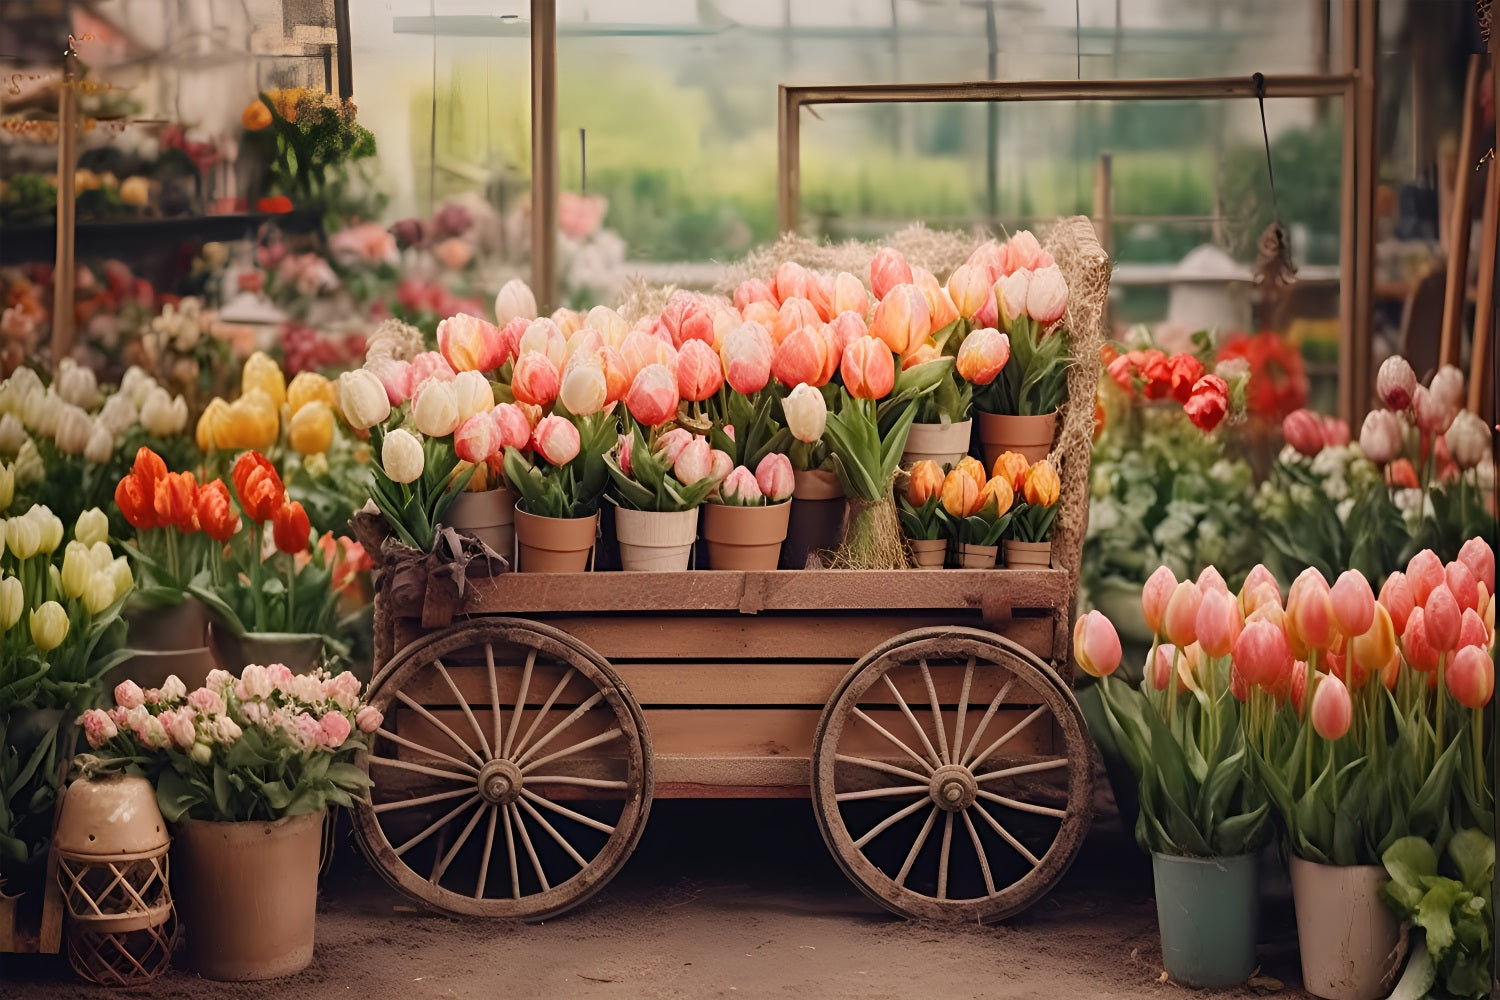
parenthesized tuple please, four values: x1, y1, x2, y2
(1022, 461, 1061, 507)
(1216, 330, 1308, 421)
(241, 100, 272, 131)
(990, 451, 1030, 492)
(114, 474, 158, 531)
(195, 480, 240, 544)
(940, 468, 982, 518)
(153, 471, 200, 533)
(272, 500, 311, 555)
(316, 533, 373, 594)
(906, 461, 943, 506)
(1093, 397, 1107, 442)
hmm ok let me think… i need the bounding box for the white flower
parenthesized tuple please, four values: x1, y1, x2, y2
(160, 675, 187, 701)
(139, 387, 188, 436)
(55, 358, 100, 409)
(96, 393, 139, 435)
(83, 421, 114, 464)
(0, 413, 29, 455)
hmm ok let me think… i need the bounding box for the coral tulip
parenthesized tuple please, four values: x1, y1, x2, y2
(772, 298, 822, 345)
(598, 346, 631, 405)
(906, 461, 943, 506)
(947, 264, 991, 318)
(491, 403, 532, 451)
(1376, 355, 1416, 410)
(755, 453, 794, 502)
(1379, 571, 1417, 634)
(833, 272, 871, 320)
(1401, 607, 1441, 672)
(1423, 584, 1461, 651)
(1183, 375, 1228, 432)
(1358, 409, 1403, 465)
(1196, 565, 1228, 594)
(237, 467, 284, 526)
(721, 322, 774, 395)
(1458, 537, 1496, 594)
(1072, 610, 1122, 678)
(661, 293, 715, 349)
(869, 247, 913, 300)
(990, 451, 1029, 492)
(1195, 587, 1244, 658)
(914, 268, 959, 334)
(734, 278, 776, 312)
(1310, 673, 1352, 740)
(674, 339, 724, 402)
(1166, 354, 1206, 404)
(1330, 569, 1376, 637)
(1233, 618, 1292, 689)
(1288, 567, 1337, 653)
(827, 311, 868, 362)
(1282, 409, 1325, 457)
(955, 328, 1011, 386)
(511, 352, 562, 409)
(409, 351, 458, 388)
(1162, 580, 1203, 647)
(1025, 265, 1068, 326)
(655, 428, 694, 465)
(772, 327, 830, 388)
(1447, 645, 1494, 709)
(841, 338, 896, 400)
(1406, 550, 1446, 607)
(533, 415, 581, 466)
(438, 313, 506, 373)
(941, 469, 982, 518)
(771, 261, 812, 304)
(454, 413, 501, 464)
(1242, 583, 1283, 618)
(1446, 560, 1479, 613)
(1142, 565, 1178, 637)
(272, 500, 311, 555)
(625, 364, 680, 427)
(1458, 607, 1488, 651)
(195, 480, 239, 544)
(869, 285, 929, 357)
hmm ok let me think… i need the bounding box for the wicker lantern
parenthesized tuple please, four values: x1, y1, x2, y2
(54, 768, 176, 986)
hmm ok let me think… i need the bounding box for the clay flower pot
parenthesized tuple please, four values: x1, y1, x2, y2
(114, 599, 216, 692)
(701, 502, 791, 571)
(954, 543, 998, 569)
(977, 410, 1057, 467)
(171, 810, 324, 981)
(782, 469, 844, 569)
(614, 507, 699, 572)
(212, 631, 324, 674)
(513, 506, 598, 573)
(1289, 858, 1402, 1000)
(902, 419, 973, 470)
(907, 538, 948, 568)
(442, 487, 517, 563)
(1004, 540, 1052, 569)
(1152, 852, 1259, 988)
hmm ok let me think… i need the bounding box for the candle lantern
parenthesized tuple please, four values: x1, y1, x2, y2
(54, 769, 176, 986)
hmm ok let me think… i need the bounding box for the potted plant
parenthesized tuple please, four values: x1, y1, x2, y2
(1004, 458, 1061, 568)
(1075, 594, 1271, 988)
(936, 458, 1015, 569)
(779, 381, 841, 569)
(605, 423, 721, 572)
(701, 455, 794, 570)
(1379, 829, 1494, 1000)
(80, 665, 379, 980)
(896, 460, 946, 568)
(503, 408, 615, 573)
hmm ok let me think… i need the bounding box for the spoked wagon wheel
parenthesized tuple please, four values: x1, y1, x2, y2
(353, 619, 653, 921)
(812, 627, 1092, 923)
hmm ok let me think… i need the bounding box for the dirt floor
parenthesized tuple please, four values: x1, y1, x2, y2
(2, 800, 1312, 1000)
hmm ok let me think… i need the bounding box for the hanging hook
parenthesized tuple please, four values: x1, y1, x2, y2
(1252, 72, 1281, 226)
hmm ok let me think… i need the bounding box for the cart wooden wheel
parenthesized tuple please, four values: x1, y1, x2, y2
(353, 619, 653, 921)
(811, 627, 1092, 923)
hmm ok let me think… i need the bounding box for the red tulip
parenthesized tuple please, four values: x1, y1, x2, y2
(1424, 584, 1462, 651)
(1141, 565, 1178, 637)
(1195, 587, 1243, 659)
(114, 474, 159, 531)
(1072, 610, 1122, 678)
(1330, 570, 1376, 637)
(1447, 645, 1495, 709)
(1184, 375, 1228, 432)
(131, 447, 168, 490)
(195, 480, 240, 544)
(1234, 617, 1293, 689)
(1458, 537, 1495, 594)
(272, 500, 311, 555)
(840, 338, 895, 401)
(1166, 354, 1205, 404)
(1162, 580, 1203, 648)
(1282, 408, 1325, 458)
(1309, 673, 1352, 740)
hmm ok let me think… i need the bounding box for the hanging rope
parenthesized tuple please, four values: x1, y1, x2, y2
(1251, 72, 1297, 326)
(1253, 72, 1283, 227)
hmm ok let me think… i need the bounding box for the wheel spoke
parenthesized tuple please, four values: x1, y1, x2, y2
(833, 753, 929, 784)
(525, 775, 630, 790)
(959, 676, 1016, 766)
(975, 758, 1069, 782)
(951, 657, 974, 771)
(937, 811, 954, 901)
(373, 727, 479, 775)
(961, 809, 997, 898)
(918, 659, 950, 766)
(973, 801, 1042, 867)
(434, 657, 492, 760)
(393, 794, 481, 857)
(373, 786, 476, 815)
(502, 801, 521, 899)
(852, 797, 930, 851)
(834, 785, 929, 803)
(850, 709, 935, 775)
(514, 690, 603, 768)
(475, 806, 497, 900)
(521, 788, 616, 835)
(509, 802, 550, 891)
(393, 691, 486, 767)
(968, 705, 1049, 771)
(894, 806, 937, 888)
(368, 755, 475, 783)
(430, 798, 486, 885)
(502, 648, 537, 759)
(511, 668, 580, 763)
(520, 728, 622, 775)
(976, 789, 1067, 820)
(881, 673, 942, 767)
(486, 644, 504, 755)
(517, 797, 589, 870)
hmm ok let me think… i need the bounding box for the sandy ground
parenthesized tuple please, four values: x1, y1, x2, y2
(1, 800, 1311, 1000)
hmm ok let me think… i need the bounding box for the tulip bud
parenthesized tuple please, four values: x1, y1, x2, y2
(1194, 587, 1244, 659)
(941, 469, 981, 518)
(1429, 364, 1466, 411)
(1458, 607, 1488, 651)
(1458, 537, 1495, 594)
(673, 436, 713, 484)
(721, 322, 774, 395)
(1447, 645, 1494, 709)
(452, 413, 499, 465)
(82, 570, 116, 614)
(1281, 409, 1325, 458)
(1423, 584, 1461, 652)
(869, 248, 913, 301)
(80, 421, 113, 465)
(1376, 355, 1416, 410)
(1309, 673, 1352, 740)
(110, 556, 133, 599)
(411, 379, 461, 437)
(1072, 610, 1122, 678)
(491, 403, 532, 452)
(0, 574, 21, 629)
(1025, 265, 1068, 326)
(720, 466, 763, 505)
(494, 279, 538, 327)
(955, 328, 1011, 386)
(1349, 602, 1398, 678)
(675, 339, 724, 402)
(55, 359, 100, 409)
(755, 453, 794, 503)
(532, 415, 581, 466)
(71, 508, 107, 549)
(1022, 461, 1060, 507)
(625, 364, 680, 427)
(709, 448, 733, 484)
(906, 461, 943, 506)
(510, 352, 562, 409)
(1287, 567, 1337, 654)
(30, 600, 69, 651)
(1402, 607, 1441, 672)
(1330, 570, 1376, 637)
(61, 541, 92, 599)
(381, 428, 425, 484)
(1141, 565, 1178, 637)
(1233, 618, 1292, 689)
(1162, 580, 1203, 647)
(286, 401, 333, 456)
(339, 369, 393, 430)
(946, 264, 991, 318)
(241, 351, 287, 410)
(869, 285, 929, 358)
(1412, 386, 1456, 435)
(1445, 410, 1491, 470)
(1446, 560, 1479, 613)
(1406, 550, 1446, 607)
(841, 338, 896, 401)
(997, 270, 1032, 328)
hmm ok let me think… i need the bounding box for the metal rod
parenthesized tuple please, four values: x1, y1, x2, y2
(51, 37, 79, 365)
(530, 0, 558, 309)
(334, 0, 354, 100)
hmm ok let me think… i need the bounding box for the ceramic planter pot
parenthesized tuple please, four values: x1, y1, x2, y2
(513, 507, 598, 573)
(955, 543, 998, 569)
(902, 420, 972, 469)
(782, 469, 845, 569)
(124, 599, 210, 652)
(701, 502, 791, 571)
(172, 810, 324, 981)
(212, 631, 324, 673)
(977, 410, 1058, 467)
(1152, 852, 1259, 988)
(615, 507, 699, 572)
(1290, 858, 1402, 1000)
(1004, 540, 1053, 568)
(442, 487, 517, 564)
(907, 538, 947, 568)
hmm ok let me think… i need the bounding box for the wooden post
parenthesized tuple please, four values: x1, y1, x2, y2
(777, 86, 800, 236)
(1092, 154, 1113, 256)
(1470, 154, 1496, 415)
(1350, 0, 1378, 422)
(50, 36, 79, 365)
(529, 0, 558, 311)
(1440, 55, 1483, 370)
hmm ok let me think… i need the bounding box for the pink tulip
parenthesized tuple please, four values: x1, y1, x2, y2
(1413, 386, 1456, 435)
(832, 272, 871, 320)
(625, 364, 680, 426)
(710, 448, 733, 484)
(1147, 644, 1178, 691)
(1402, 607, 1441, 672)
(966, 240, 1008, 283)
(771, 261, 813, 304)
(1162, 580, 1203, 647)
(869, 247, 913, 300)
(1072, 610, 1122, 678)
(1459, 607, 1489, 650)
(1447, 645, 1494, 709)
(661, 293, 715, 349)
(1330, 570, 1376, 637)
(973, 288, 1000, 329)
(841, 337, 896, 401)
(1025, 265, 1068, 326)
(616, 432, 634, 476)
(617, 329, 672, 381)
(409, 351, 456, 387)
(1007, 231, 1049, 271)
(773, 298, 822, 346)
(1287, 660, 1309, 713)
(319, 710, 352, 747)
(496, 316, 528, 364)
(675, 339, 724, 402)
(114, 679, 145, 710)
(1242, 583, 1284, 618)
(1459, 537, 1495, 594)
(1430, 365, 1466, 412)
(1424, 584, 1462, 652)
(518, 318, 568, 369)
(1379, 571, 1417, 634)
(367, 358, 414, 406)
(355, 705, 382, 733)
(997, 269, 1032, 328)
(532, 415, 580, 466)
(1233, 618, 1292, 689)
(1446, 561, 1479, 613)
(1282, 409, 1325, 458)
(673, 436, 713, 484)
(720, 466, 762, 504)
(437, 313, 506, 372)
(1358, 409, 1403, 464)
(719, 322, 773, 395)
(755, 453, 794, 502)
(733, 278, 776, 311)
(491, 403, 532, 451)
(827, 311, 868, 360)
(1239, 564, 1279, 604)
(454, 414, 500, 464)
(772, 327, 829, 388)
(1196, 565, 1229, 594)
(1288, 567, 1336, 653)
(1309, 673, 1353, 740)
(511, 352, 561, 407)
(1406, 550, 1446, 607)
(1195, 587, 1244, 658)
(1321, 416, 1351, 448)
(1376, 355, 1416, 410)
(654, 427, 694, 465)
(955, 328, 1010, 385)
(869, 284, 929, 358)
(1141, 565, 1178, 636)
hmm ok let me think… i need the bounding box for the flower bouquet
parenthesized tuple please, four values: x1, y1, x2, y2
(241, 87, 376, 207)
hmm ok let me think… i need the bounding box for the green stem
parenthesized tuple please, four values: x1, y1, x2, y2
(1304, 667, 1320, 794)
(1436, 652, 1447, 755)
(1474, 707, 1486, 806)
(1165, 646, 1181, 729)
(285, 558, 296, 633)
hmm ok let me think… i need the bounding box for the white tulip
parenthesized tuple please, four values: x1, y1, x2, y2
(585, 306, 629, 348)
(450, 371, 495, 423)
(29, 504, 63, 554)
(337, 369, 392, 430)
(84, 421, 114, 464)
(119, 366, 157, 408)
(0, 414, 26, 455)
(381, 428, 425, 484)
(74, 508, 108, 547)
(558, 358, 607, 416)
(96, 393, 138, 435)
(411, 379, 461, 437)
(55, 358, 100, 409)
(54, 405, 93, 454)
(518, 319, 567, 369)
(139, 387, 188, 436)
(1446, 410, 1493, 470)
(0, 462, 12, 513)
(21, 387, 58, 435)
(494, 278, 538, 327)
(783, 383, 828, 444)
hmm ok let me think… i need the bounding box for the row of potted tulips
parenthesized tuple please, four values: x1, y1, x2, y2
(1073, 538, 1495, 999)
(897, 452, 1062, 569)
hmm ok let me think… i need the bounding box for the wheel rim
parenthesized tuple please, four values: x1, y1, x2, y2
(354, 620, 653, 920)
(812, 628, 1092, 923)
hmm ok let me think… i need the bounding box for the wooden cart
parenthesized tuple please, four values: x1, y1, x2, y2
(353, 219, 1110, 925)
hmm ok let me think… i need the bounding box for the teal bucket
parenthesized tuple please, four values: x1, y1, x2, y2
(1152, 852, 1259, 988)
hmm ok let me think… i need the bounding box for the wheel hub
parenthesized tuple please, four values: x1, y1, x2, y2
(928, 764, 977, 811)
(477, 759, 524, 805)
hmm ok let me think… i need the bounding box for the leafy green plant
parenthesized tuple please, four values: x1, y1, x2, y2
(1382, 830, 1494, 999)
(1255, 449, 1408, 584)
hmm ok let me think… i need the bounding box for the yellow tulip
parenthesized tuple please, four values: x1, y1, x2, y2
(118, 176, 151, 207)
(197, 398, 232, 451)
(0, 575, 22, 629)
(286, 371, 335, 416)
(241, 352, 287, 411)
(74, 508, 108, 548)
(226, 389, 280, 451)
(30, 601, 68, 652)
(0, 462, 13, 513)
(288, 401, 334, 456)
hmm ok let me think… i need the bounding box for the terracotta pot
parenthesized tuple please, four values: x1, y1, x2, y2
(907, 538, 948, 568)
(105, 648, 218, 700)
(212, 631, 323, 673)
(442, 487, 516, 564)
(701, 502, 791, 571)
(1289, 858, 1402, 1000)
(781, 469, 845, 569)
(172, 811, 324, 981)
(1004, 540, 1053, 569)
(977, 410, 1058, 467)
(955, 543, 998, 568)
(513, 506, 598, 573)
(902, 419, 973, 469)
(124, 599, 209, 652)
(1152, 852, 1258, 988)
(615, 507, 699, 572)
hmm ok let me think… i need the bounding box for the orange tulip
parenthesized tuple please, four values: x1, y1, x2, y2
(954, 456, 987, 495)
(955, 327, 1010, 385)
(941, 469, 981, 518)
(1022, 460, 1060, 507)
(196, 480, 240, 544)
(114, 474, 158, 531)
(906, 460, 943, 506)
(990, 451, 1030, 492)
(840, 337, 895, 400)
(832, 272, 871, 320)
(946, 264, 991, 319)
(869, 247, 913, 300)
(153, 471, 199, 533)
(132, 447, 168, 490)
(914, 267, 960, 334)
(774, 298, 822, 346)
(771, 327, 829, 388)
(869, 284, 928, 357)
(978, 475, 1014, 517)
(242, 100, 272, 131)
